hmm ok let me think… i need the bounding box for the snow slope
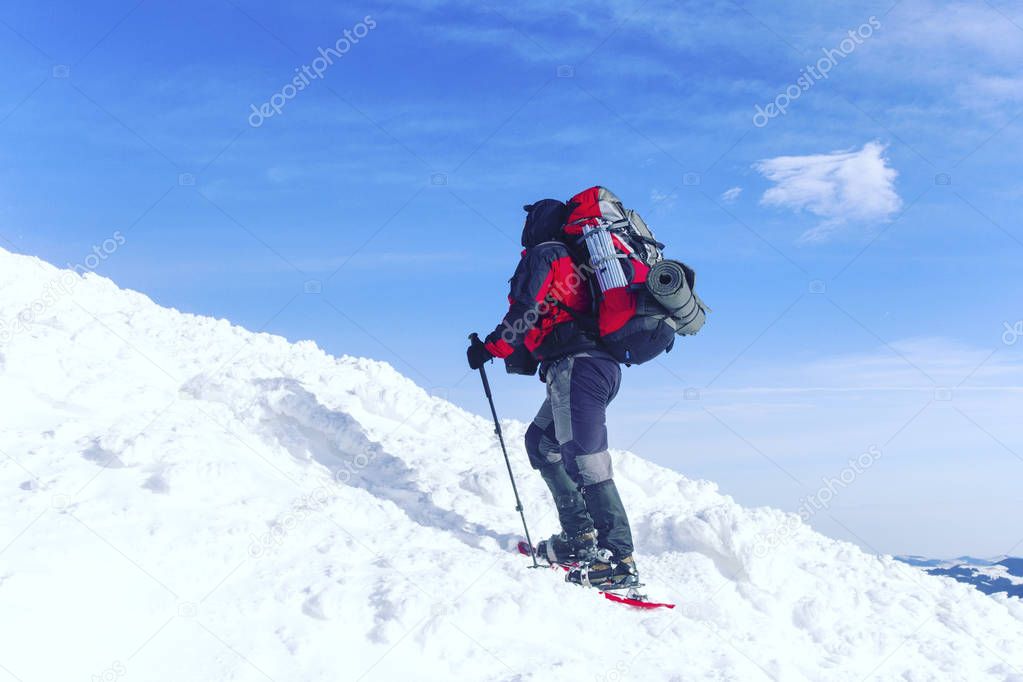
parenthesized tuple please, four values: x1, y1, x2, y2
(1, 246, 1021, 682)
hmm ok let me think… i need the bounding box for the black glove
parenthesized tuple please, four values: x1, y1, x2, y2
(466, 335, 494, 370)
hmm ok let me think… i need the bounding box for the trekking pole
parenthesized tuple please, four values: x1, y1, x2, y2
(469, 333, 539, 568)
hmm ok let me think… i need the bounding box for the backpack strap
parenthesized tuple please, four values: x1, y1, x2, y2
(553, 300, 599, 335)
(627, 233, 665, 250)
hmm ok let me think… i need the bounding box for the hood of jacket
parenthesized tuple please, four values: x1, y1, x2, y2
(521, 199, 571, 248)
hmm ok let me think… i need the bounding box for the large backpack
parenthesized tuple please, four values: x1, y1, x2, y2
(562, 186, 707, 366)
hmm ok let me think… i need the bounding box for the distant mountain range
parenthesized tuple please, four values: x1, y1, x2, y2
(897, 556, 1023, 598)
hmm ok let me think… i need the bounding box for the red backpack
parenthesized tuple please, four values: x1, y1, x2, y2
(563, 186, 707, 366)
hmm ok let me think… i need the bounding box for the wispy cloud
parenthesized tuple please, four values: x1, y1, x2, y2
(957, 74, 1023, 111)
(721, 186, 742, 202)
(748, 337, 1023, 390)
(650, 188, 678, 211)
(753, 141, 901, 243)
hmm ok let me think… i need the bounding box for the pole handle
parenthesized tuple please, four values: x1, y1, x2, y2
(469, 333, 495, 400)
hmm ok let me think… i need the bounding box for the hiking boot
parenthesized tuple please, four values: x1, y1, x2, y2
(565, 550, 640, 590)
(536, 529, 597, 565)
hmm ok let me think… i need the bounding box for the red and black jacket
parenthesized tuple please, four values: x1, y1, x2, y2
(483, 199, 601, 371)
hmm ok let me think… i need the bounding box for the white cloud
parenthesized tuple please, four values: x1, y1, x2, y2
(744, 337, 1023, 391)
(957, 75, 1023, 109)
(649, 188, 678, 212)
(721, 186, 742, 202)
(753, 141, 901, 242)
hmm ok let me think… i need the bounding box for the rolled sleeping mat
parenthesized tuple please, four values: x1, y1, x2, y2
(646, 259, 706, 335)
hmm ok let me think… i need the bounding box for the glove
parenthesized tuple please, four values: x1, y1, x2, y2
(466, 335, 494, 370)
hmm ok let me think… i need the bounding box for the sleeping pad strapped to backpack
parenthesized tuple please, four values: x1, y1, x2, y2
(562, 186, 708, 366)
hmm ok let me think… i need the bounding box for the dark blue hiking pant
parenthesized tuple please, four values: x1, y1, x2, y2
(524, 354, 635, 559)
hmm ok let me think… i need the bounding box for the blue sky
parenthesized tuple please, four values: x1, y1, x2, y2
(2, 0, 1021, 557)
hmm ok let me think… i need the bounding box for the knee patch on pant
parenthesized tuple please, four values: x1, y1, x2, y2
(569, 449, 614, 486)
(525, 422, 561, 470)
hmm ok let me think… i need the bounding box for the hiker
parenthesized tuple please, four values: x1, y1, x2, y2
(466, 198, 639, 590)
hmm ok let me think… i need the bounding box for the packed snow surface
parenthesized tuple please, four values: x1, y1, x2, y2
(1, 246, 1021, 681)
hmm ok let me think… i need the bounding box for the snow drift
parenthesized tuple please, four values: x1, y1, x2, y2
(1, 246, 1021, 681)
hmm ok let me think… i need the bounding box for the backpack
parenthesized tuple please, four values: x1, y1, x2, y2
(561, 186, 707, 366)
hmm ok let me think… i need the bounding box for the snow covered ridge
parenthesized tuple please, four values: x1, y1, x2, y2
(1, 246, 1022, 681)
(898, 556, 1023, 599)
